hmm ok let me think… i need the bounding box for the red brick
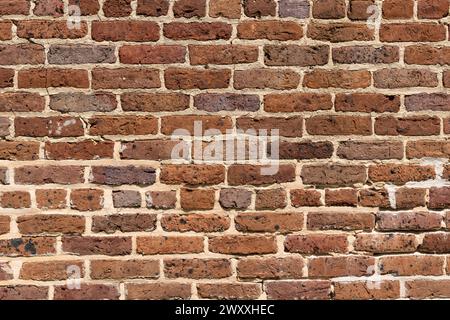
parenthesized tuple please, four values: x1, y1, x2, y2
(90, 259, 159, 279)
(309, 256, 375, 277)
(238, 21, 303, 40)
(264, 45, 328, 66)
(34, 0, 64, 16)
(92, 68, 160, 89)
(0, 69, 14, 88)
(137, 236, 203, 254)
(92, 214, 156, 234)
(36, 189, 67, 210)
(70, 189, 104, 211)
(380, 255, 445, 276)
(420, 233, 450, 253)
(304, 70, 371, 89)
(69, 0, 100, 15)
(92, 21, 159, 41)
(50, 93, 117, 113)
(45, 141, 113, 160)
(359, 188, 391, 208)
(16, 20, 88, 39)
(173, 0, 206, 18)
(375, 116, 440, 136)
(235, 69, 300, 90)
(0, 22, 12, 40)
(236, 116, 303, 137)
(20, 260, 83, 280)
(161, 165, 225, 186)
(324, 189, 358, 206)
(334, 281, 400, 300)
(244, 0, 276, 17)
(407, 140, 450, 158)
(308, 211, 375, 231)
(237, 257, 304, 279)
(17, 215, 84, 235)
(255, 189, 287, 210)
(0, 142, 40, 161)
(347, 0, 374, 21)
(161, 214, 230, 233)
(88, 116, 157, 136)
(405, 93, 450, 111)
(161, 115, 232, 135)
(0, 237, 56, 256)
(405, 45, 450, 65)
(136, 0, 169, 16)
(264, 93, 332, 112)
(15, 166, 84, 185)
(382, 0, 414, 19)
(164, 22, 232, 40)
(265, 281, 331, 300)
(209, 235, 277, 255)
(0, 44, 45, 65)
(378, 211, 441, 231)
(121, 93, 189, 112)
(209, 0, 241, 18)
(219, 188, 252, 209)
(418, 0, 449, 18)
(306, 115, 372, 135)
(54, 284, 119, 300)
(374, 69, 438, 88)
(0, 191, 31, 209)
(0, 286, 48, 300)
(197, 283, 261, 299)
(15, 116, 84, 137)
(337, 141, 403, 160)
(0, 216, 10, 235)
(190, 45, 258, 65)
(312, 0, 345, 18)
(103, 0, 131, 17)
(164, 258, 231, 279)
(354, 233, 418, 253)
(120, 45, 185, 64)
(380, 23, 446, 42)
(335, 93, 400, 112)
(62, 236, 132, 256)
(279, 141, 333, 160)
(301, 165, 367, 187)
(291, 189, 322, 207)
(395, 188, 427, 209)
(406, 280, 450, 299)
(195, 93, 260, 112)
(429, 187, 450, 209)
(18, 68, 89, 89)
(308, 23, 374, 42)
(180, 188, 215, 211)
(0, 262, 12, 280)
(285, 234, 349, 254)
(146, 191, 177, 209)
(228, 164, 296, 186)
(165, 68, 230, 89)
(90, 166, 156, 186)
(0, 0, 30, 15)
(235, 212, 303, 233)
(126, 283, 191, 300)
(369, 164, 435, 185)
(333, 45, 399, 64)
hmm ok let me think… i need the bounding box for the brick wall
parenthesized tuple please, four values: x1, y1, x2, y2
(0, 0, 449, 300)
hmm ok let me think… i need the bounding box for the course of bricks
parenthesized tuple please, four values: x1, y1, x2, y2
(0, 0, 449, 300)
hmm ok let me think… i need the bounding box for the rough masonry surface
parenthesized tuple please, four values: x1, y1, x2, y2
(0, 0, 449, 300)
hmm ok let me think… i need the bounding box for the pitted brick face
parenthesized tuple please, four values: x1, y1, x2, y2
(0, 0, 449, 301)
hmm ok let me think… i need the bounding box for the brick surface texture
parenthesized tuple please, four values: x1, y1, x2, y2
(0, 0, 449, 300)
